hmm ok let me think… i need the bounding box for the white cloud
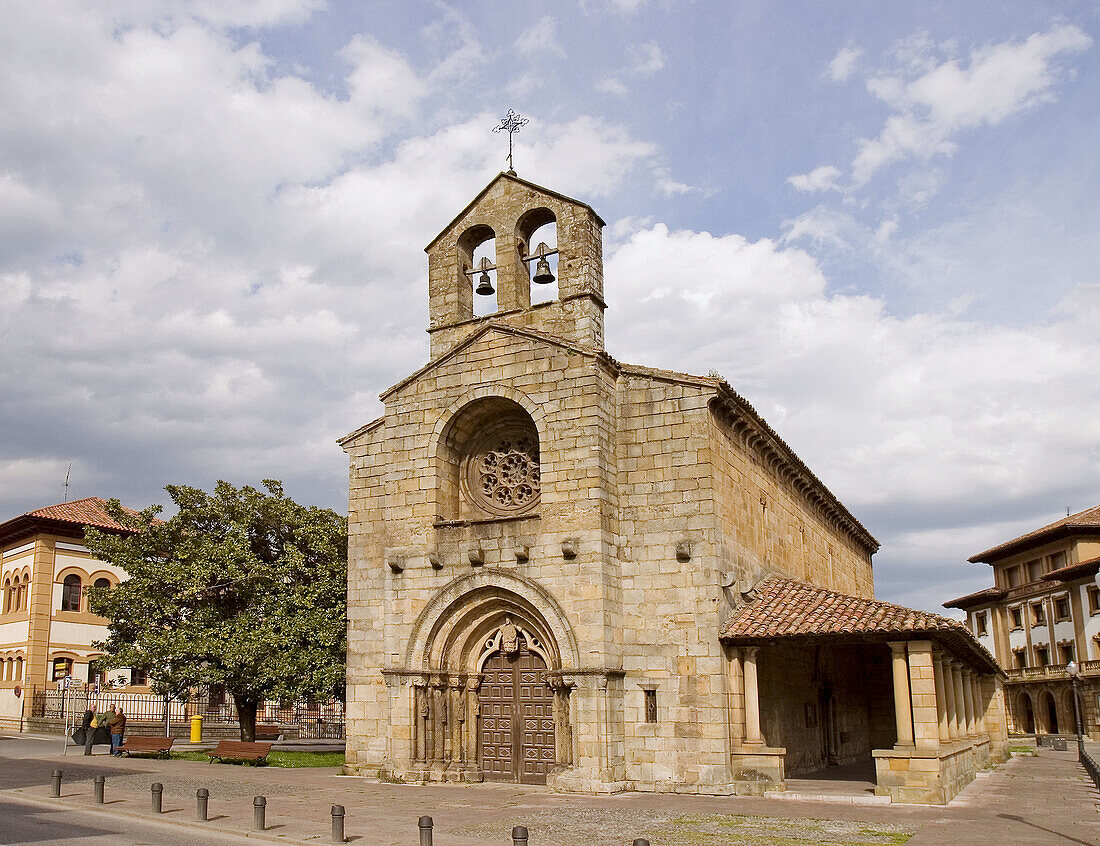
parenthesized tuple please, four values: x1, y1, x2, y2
(852, 24, 1092, 184)
(605, 224, 1100, 610)
(787, 165, 842, 193)
(628, 41, 666, 75)
(597, 77, 630, 96)
(829, 45, 862, 81)
(0, 2, 657, 517)
(515, 16, 565, 57)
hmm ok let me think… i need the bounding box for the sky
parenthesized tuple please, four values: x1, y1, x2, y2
(2, 0, 1098, 614)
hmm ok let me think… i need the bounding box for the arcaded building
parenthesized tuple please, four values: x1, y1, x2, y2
(341, 173, 1006, 803)
(946, 504, 1100, 740)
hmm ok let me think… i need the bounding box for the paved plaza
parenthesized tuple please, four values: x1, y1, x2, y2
(1, 734, 1097, 846)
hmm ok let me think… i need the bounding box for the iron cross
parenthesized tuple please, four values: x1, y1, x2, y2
(493, 110, 529, 173)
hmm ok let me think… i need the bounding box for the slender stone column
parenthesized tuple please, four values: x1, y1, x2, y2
(743, 646, 763, 745)
(725, 646, 744, 746)
(966, 669, 980, 735)
(944, 658, 959, 739)
(971, 673, 986, 736)
(952, 665, 968, 738)
(889, 642, 914, 746)
(933, 651, 950, 742)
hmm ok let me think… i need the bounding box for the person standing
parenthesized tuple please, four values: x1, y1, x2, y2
(108, 705, 126, 756)
(79, 709, 95, 755)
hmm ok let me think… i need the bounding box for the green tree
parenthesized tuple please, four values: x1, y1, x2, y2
(85, 480, 347, 741)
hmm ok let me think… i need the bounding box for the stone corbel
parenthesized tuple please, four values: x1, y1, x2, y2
(468, 547, 485, 567)
(561, 539, 578, 559)
(385, 551, 404, 573)
(513, 545, 530, 562)
(675, 540, 692, 562)
(428, 551, 444, 570)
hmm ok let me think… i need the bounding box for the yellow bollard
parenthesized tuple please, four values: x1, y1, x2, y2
(190, 715, 203, 743)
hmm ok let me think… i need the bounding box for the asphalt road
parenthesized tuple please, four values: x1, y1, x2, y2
(0, 796, 256, 846)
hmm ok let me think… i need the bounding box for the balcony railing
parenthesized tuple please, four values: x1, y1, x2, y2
(1005, 659, 1100, 682)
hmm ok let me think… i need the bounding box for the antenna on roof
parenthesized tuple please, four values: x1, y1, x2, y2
(63, 462, 71, 502)
(1067, 506, 1071, 516)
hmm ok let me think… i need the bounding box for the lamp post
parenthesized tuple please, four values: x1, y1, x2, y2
(1067, 660, 1084, 757)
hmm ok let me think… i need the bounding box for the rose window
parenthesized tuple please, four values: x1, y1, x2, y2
(464, 429, 540, 516)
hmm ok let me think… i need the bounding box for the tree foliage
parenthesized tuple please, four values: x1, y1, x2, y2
(85, 480, 347, 741)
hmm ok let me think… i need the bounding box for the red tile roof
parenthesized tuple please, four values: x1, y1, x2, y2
(0, 497, 142, 546)
(943, 586, 1007, 610)
(721, 575, 1001, 673)
(23, 497, 140, 531)
(1041, 555, 1100, 583)
(969, 504, 1100, 563)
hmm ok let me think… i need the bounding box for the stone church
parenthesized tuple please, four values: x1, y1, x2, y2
(340, 172, 1008, 803)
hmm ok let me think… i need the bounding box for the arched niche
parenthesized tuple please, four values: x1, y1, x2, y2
(435, 396, 541, 521)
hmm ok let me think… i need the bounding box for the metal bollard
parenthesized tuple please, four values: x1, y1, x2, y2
(93, 775, 105, 804)
(512, 825, 529, 846)
(253, 796, 266, 831)
(51, 770, 62, 798)
(331, 804, 345, 843)
(196, 788, 209, 821)
(418, 815, 433, 846)
(633, 840, 651, 846)
(151, 783, 163, 813)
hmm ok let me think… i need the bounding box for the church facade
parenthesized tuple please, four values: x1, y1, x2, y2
(341, 173, 1007, 803)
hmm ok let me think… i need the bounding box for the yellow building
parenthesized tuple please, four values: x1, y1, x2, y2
(945, 504, 1100, 739)
(0, 498, 146, 730)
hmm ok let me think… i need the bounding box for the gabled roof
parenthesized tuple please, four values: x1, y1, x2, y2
(424, 171, 606, 253)
(722, 575, 1001, 674)
(377, 321, 613, 402)
(1040, 555, 1100, 584)
(0, 497, 141, 547)
(969, 504, 1100, 564)
(943, 586, 1007, 610)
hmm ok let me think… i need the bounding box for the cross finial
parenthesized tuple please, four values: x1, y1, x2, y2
(493, 109, 529, 174)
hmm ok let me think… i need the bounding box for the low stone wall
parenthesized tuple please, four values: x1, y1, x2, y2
(873, 738, 998, 804)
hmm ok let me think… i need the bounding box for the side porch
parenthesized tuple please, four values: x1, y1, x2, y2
(720, 575, 1008, 804)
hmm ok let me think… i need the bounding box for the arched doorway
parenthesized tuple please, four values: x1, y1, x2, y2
(1044, 691, 1059, 733)
(1019, 693, 1035, 734)
(479, 629, 555, 783)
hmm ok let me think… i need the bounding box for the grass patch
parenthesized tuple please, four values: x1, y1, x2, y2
(170, 750, 344, 768)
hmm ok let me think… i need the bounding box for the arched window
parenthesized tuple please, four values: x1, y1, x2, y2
(52, 657, 73, 682)
(2, 578, 10, 613)
(437, 397, 541, 520)
(15, 656, 23, 682)
(18, 576, 29, 611)
(61, 574, 82, 612)
(93, 577, 111, 590)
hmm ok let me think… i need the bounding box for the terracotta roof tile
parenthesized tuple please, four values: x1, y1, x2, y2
(969, 504, 1100, 563)
(1041, 555, 1100, 583)
(23, 497, 140, 532)
(721, 576, 966, 639)
(943, 586, 1007, 609)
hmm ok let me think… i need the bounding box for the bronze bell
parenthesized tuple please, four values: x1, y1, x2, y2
(475, 270, 494, 296)
(532, 256, 555, 285)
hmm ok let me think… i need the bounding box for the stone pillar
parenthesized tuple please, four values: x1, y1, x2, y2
(743, 646, 763, 745)
(907, 640, 940, 750)
(952, 665, 968, 738)
(962, 669, 977, 735)
(932, 651, 950, 742)
(725, 646, 744, 747)
(944, 658, 959, 739)
(889, 642, 914, 746)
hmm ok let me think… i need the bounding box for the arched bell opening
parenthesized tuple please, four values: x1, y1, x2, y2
(516, 207, 558, 305)
(457, 224, 497, 317)
(411, 585, 573, 785)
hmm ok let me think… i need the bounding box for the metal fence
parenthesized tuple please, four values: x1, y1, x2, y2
(1081, 746, 1100, 793)
(29, 686, 344, 738)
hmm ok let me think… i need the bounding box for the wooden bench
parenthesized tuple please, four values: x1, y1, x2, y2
(255, 724, 283, 740)
(206, 740, 273, 765)
(118, 736, 175, 758)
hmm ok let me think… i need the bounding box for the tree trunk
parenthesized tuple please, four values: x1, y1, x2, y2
(234, 693, 258, 742)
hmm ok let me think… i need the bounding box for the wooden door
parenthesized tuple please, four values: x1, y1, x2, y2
(479, 645, 555, 783)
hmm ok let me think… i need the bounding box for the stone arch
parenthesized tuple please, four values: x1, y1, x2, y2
(433, 392, 544, 521)
(1042, 689, 1059, 733)
(458, 223, 496, 318)
(404, 568, 579, 673)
